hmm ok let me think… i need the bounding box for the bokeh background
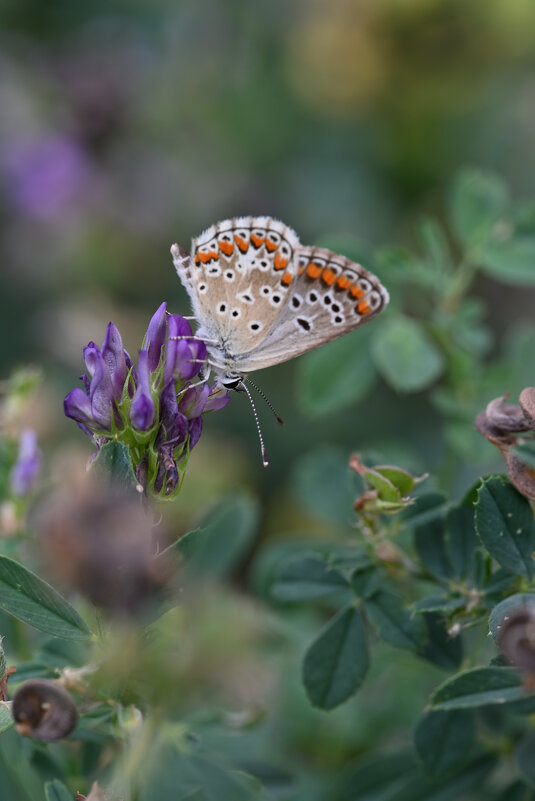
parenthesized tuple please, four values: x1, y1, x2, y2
(4, 0, 535, 507)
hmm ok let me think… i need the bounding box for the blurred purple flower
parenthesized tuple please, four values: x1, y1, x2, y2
(102, 322, 128, 400)
(144, 302, 168, 371)
(10, 429, 41, 497)
(129, 350, 156, 431)
(2, 136, 90, 221)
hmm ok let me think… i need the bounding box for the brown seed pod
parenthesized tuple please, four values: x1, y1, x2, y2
(497, 605, 535, 671)
(12, 679, 78, 741)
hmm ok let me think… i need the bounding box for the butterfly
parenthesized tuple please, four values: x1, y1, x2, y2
(171, 217, 389, 461)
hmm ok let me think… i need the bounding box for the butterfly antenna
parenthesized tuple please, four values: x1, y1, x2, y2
(240, 382, 269, 467)
(245, 377, 284, 426)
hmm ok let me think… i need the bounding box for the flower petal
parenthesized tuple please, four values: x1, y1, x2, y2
(130, 350, 156, 430)
(144, 302, 167, 372)
(102, 322, 128, 400)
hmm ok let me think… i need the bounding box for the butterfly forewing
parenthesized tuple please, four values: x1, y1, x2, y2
(172, 217, 389, 375)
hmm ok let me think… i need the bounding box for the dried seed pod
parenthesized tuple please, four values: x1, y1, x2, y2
(485, 395, 531, 433)
(12, 679, 78, 741)
(519, 388, 535, 424)
(498, 605, 535, 671)
(503, 451, 535, 501)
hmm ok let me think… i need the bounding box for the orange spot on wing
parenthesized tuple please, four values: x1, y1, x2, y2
(234, 234, 249, 253)
(274, 252, 289, 271)
(322, 268, 336, 286)
(265, 239, 278, 252)
(306, 262, 322, 279)
(199, 251, 212, 264)
(357, 299, 371, 314)
(219, 240, 234, 256)
(337, 275, 351, 290)
(350, 284, 365, 299)
(194, 254, 201, 265)
(298, 266, 304, 275)
(281, 271, 293, 286)
(250, 233, 265, 248)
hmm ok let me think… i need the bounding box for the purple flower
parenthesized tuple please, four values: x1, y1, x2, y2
(1, 136, 89, 221)
(129, 350, 156, 431)
(65, 305, 229, 497)
(144, 302, 167, 371)
(102, 322, 128, 400)
(10, 429, 41, 497)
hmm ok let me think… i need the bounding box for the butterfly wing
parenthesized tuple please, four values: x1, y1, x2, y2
(173, 217, 302, 362)
(231, 246, 389, 372)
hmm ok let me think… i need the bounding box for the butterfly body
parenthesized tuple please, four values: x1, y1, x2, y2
(171, 216, 389, 388)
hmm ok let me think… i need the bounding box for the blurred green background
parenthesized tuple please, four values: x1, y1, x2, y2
(2, 0, 535, 509)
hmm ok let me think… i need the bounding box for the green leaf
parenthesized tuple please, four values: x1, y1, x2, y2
(337, 754, 417, 801)
(89, 440, 138, 491)
(302, 605, 369, 709)
(270, 555, 350, 603)
(171, 493, 259, 577)
(445, 502, 479, 581)
(415, 518, 454, 581)
(475, 477, 535, 579)
(293, 447, 357, 526)
(414, 709, 475, 778)
(401, 492, 449, 528)
(418, 612, 463, 671)
(350, 565, 382, 599)
(480, 236, 535, 286)
(393, 756, 496, 801)
(430, 666, 532, 710)
(516, 733, 535, 789)
(297, 327, 376, 418)
(413, 595, 465, 614)
(45, 779, 73, 801)
(449, 168, 509, 248)
(488, 593, 535, 642)
(0, 703, 13, 737)
(365, 590, 427, 651)
(494, 780, 535, 801)
(372, 316, 445, 393)
(0, 556, 92, 640)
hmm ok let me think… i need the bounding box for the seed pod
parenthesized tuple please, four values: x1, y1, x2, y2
(498, 605, 535, 671)
(12, 679, 78, 741)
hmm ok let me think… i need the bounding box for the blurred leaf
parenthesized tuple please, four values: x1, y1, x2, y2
(365, 590, 427, 651)
(171, 493, 259, 577)
(488, 593, 535, 642)
(516, 733, 535, 788)
(430, 666, 531, 710)
(89, 440, 138, 491)
(413, 595, 465, 614)
(418, 612, 463, 671)
(415, 518, 454, 581)
(445, 502, 479, 582)
(372, 316, 445, 393)
(45, 779, 72, 801)
(336, 753, 417, 801)
(401, 493, 450, 528)
(350, 565, 382, 599)
(302, 605, 369, 709)
(9, 662, 58, 683)
(0, 703, 13, 737)
(414, 709, 475, 778)
(293, 447, 357, 526)
(494, 780, 535, 801)
(297, 328, 376, 418)
(480, 236, 535, 286)
(475, 477, 535, 579)
(449, 169, 509, 248)
(0, 556, 92, 640)
(270, 554, 350, 603)
(392, 756, 496, 801)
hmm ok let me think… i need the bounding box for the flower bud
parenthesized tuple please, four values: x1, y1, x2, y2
(12, 679, 78, 741)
